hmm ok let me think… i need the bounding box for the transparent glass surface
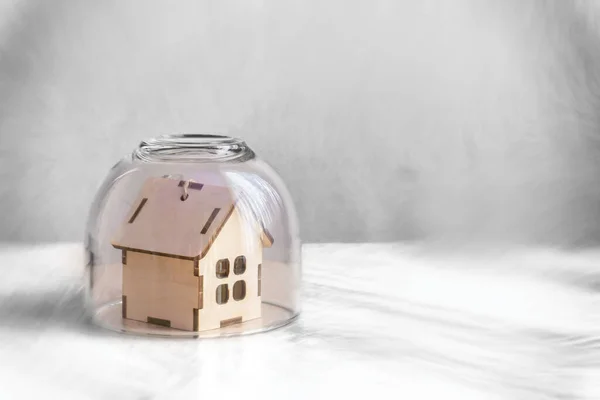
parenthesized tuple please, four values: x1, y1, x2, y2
(85, 134, 301, 337)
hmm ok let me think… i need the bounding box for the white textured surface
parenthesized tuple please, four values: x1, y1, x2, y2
(0, 243, 599, 399)
(4, 1, 600, 245)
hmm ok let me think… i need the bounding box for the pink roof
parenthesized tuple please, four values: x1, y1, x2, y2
(111, 177, 272, 259)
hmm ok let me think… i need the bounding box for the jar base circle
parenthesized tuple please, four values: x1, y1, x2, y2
(92, 301, 298, 338)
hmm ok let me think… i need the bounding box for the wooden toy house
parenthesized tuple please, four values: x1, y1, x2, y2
(111, 177, 273, 331)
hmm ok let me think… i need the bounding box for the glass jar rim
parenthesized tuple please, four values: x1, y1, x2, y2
(134, 134, 255, 163)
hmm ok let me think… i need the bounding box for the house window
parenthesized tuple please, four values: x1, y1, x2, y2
(216, 259, 229, 278)
(233, 280, 246, 301)
(234, 256, 246, 275)
(216, 284, 229, 304)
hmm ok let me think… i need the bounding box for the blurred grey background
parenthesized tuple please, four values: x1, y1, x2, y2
(1, 0, 600, 245)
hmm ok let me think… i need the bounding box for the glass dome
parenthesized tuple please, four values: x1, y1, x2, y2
(85, 134, 301, 337)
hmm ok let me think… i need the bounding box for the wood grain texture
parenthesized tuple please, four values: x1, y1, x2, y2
(0, 242, 598, 399)
(111, 177, 238, 259)
(122, 251, 198, 331)
(196, 207, 262, 331)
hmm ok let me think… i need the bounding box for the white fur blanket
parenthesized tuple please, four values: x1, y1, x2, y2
(0, 243, 597, 399)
